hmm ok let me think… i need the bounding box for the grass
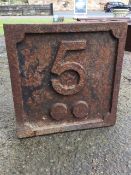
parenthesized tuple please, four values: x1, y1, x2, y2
(0, 17, 74, 36)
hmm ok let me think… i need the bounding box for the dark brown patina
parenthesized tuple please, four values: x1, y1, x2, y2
(4, 22, 127, 138)
(125, 22, 131, 51)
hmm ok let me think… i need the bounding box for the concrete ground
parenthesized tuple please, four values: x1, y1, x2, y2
(0, 34, 131, 175)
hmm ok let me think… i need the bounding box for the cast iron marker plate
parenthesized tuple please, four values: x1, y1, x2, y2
(4, 22, 127, 138)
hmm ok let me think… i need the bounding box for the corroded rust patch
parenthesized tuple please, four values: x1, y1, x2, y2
(75, 17, 130, 51)
(4, 22, 127, 138)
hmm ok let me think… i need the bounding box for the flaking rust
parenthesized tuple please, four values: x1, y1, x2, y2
(75, 17, 131, 51)
(4, 22, 127, 138)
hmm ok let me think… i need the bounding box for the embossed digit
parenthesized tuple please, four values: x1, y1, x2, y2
(51, 40, 86, 95)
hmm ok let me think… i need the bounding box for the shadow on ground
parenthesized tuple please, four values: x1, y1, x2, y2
(0, 37, 131, 175)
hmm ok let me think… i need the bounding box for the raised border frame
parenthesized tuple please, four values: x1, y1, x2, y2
(4, 22, 127, 138)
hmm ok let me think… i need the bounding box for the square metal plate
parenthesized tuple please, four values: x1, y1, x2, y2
(4, 22, 127, 138)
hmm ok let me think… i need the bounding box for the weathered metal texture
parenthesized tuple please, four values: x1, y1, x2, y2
(75, 17, 131, 51)
(4, 22, 127, 138)
(75, 17, 130, 22)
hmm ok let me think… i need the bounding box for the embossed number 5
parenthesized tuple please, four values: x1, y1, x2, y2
(51, 40, 86, 96)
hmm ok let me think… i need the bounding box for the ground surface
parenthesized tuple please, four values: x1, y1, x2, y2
(0, 36, 131, 175)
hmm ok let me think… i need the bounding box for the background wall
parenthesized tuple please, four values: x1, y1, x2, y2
(28, 0, 129, 10)
(0, 0, 129, 10)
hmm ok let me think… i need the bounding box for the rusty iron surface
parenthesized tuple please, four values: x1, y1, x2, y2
(75, 17, 130, 22)
(75, 17, 131, 51)
(4, 22, 127, 138)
